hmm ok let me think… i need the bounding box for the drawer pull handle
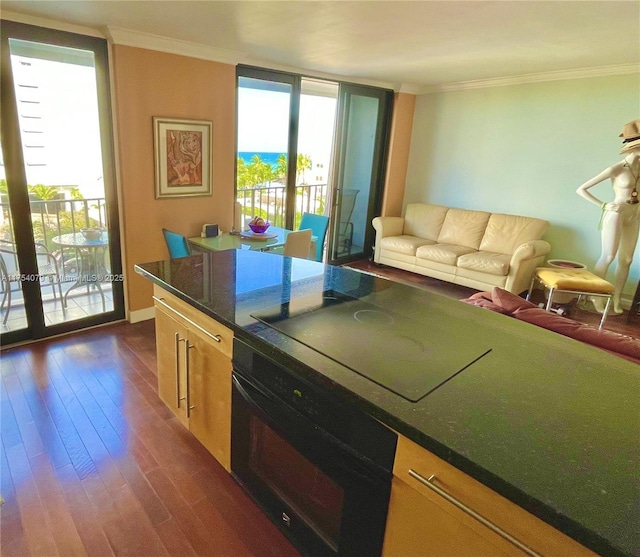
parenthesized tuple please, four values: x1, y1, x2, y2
(408, 470, 541, 557)
(174, 332, 185, 407)
(153, 295, 225, 343)
(185, 341, 194, 418)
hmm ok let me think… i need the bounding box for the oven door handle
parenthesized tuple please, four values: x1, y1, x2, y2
(232, 372, 391, 483)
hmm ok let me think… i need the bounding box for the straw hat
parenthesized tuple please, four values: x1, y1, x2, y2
(620, 119, 640, 154)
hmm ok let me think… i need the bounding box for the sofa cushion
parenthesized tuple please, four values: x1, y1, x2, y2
(380, 235, 434, 255)
(457, 251, 511, 276)
(404, 203, 449, 240)
(461, 288, 640, 363)
(512, 307, 640, 362)
(480, 214, 549, 255)
(460, 291, 510, 314)
(438, 209, 491, 250)
(416, 243, 475, 265)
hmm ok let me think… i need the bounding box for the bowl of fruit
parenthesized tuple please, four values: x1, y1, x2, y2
(248, 217, 270, 234)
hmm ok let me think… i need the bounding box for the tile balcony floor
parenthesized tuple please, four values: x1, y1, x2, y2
(0, 283, 114, 333)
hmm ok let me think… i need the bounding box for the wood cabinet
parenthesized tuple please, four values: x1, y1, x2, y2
(383, 435, 597, 557)
(153, 285, 232, 471)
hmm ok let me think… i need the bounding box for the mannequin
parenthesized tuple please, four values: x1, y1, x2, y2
(576, 119, 640, 314)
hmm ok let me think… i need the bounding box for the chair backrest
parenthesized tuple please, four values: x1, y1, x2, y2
(283, 229, 312, 259)
(162, 229, 191, 258)
(299, 213, 329, 262)
(339, 189, 358, 230)
(0, 240, 19, 276)
(0, 252, 10, 286)
(235, 201, 245, 232)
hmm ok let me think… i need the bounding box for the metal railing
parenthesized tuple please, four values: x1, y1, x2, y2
(0, 196, 109, 283)
(0, 196, 107, 250)
(236, 183, 328, 228)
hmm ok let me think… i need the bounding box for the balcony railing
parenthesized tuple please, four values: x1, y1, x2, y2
(236, 183, 328, 228)
(1, 196, 107, 252)
(0, 197, 112, 328)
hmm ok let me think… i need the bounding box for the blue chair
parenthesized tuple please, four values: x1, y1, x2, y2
(162, 228, 191, 258)
(299, 213, 329, 262)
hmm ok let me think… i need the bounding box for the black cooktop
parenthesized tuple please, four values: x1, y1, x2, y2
(252, 290, 491, 402)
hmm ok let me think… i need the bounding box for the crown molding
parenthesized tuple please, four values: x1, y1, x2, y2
(106, 26, 243, 65)
(106, 26, 399, 91)
(1, 10, 105, 38)
(4, 16, 635, 95)
(418, 63, 640, 94)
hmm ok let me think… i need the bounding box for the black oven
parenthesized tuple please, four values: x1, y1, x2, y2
(231, 338, 397, 557)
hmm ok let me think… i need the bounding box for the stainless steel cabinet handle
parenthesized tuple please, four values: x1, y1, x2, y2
(185, 341, 194, 418)
(153, 296, 224, 343)
(174, 332, 186, 408)
(408, 470, 541, 557)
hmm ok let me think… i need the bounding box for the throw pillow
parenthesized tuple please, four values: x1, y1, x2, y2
(492, 287, 537, 314)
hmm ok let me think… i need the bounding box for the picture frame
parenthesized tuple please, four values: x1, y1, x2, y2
(153, 117, 213, 198)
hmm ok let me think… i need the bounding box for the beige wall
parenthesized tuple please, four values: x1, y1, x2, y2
(111, 45, 414, 315)
(382, 93, 416, 217)
(112, 45, 236, 313)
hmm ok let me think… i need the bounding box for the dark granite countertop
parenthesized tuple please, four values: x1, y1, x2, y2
(135, 250, 639, 557)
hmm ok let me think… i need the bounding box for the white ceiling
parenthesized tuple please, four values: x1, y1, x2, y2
(2, 1, 639, 92)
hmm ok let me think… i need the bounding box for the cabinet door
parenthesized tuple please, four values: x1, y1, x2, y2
(389, 435, 597, 557)
(186, 324, 232, 472)
(154, 305, 189, 427)
(383, 477, 512, 557)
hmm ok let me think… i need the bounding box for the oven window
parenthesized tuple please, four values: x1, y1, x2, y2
(249, 416, 344, 549)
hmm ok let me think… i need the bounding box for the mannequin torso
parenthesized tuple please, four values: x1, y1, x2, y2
(576, 147, 640, 314)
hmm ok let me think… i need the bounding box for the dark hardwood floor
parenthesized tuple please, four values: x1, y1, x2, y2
(346, 260, 640, 339)
(0, 320, 301, 557)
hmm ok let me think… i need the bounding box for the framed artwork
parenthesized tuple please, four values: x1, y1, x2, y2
(153, 117, 213, 198)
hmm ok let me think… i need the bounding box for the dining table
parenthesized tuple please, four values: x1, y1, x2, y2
(188, 226, 317, 258)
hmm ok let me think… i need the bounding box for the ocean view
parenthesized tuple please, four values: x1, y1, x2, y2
(237, 151, 285, 166)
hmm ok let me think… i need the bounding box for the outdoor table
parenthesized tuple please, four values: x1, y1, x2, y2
(52, 231, 109, 312)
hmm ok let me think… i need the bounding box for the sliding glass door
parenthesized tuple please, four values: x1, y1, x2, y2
(236, 66, 391, 263)
(236, 69, 295, 229)
(327, 84, 393, 264)
(0, 20, 124, 344)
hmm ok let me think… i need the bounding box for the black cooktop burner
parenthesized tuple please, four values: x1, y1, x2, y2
(251, 291, 491, 402)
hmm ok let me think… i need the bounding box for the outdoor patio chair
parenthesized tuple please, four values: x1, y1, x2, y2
(0, 252, 13, 325)
(0, 239, 66, 323)
(337, 189, 358, 255)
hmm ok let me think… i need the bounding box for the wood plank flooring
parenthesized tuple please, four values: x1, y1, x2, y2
(0, 320, 300, 557)
(2, 262, 637, 556)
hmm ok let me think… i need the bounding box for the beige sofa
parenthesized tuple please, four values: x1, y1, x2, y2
(372, 203, 551, 294)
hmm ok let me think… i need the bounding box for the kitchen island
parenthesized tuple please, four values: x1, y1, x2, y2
(136, 250, 639, 557)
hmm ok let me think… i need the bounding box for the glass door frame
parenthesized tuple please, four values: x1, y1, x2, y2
(236, 65, 301, 231)
(0, 20, 124, 345)
(326, 84, 394, 266)
(236, 66, 393, 264)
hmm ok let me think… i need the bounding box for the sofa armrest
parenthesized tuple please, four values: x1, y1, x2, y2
(372, 216, 405, 238)
(504, 240, 552, 294)
(372, 216, 405, 263)
(510, 240, 551, 264)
